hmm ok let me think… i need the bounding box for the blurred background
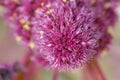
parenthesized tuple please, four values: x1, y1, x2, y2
(0, 5, 120, 80)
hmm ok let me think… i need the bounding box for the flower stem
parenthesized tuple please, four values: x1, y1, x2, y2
(23, 62, 37, 80)
(13, 48, 34, 80)
(93, 60, 106, 80)
(82, 59, 106, 80)
(52, 70, 59, 80)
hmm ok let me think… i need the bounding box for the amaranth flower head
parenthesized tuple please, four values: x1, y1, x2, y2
(31, 0, 111, 70)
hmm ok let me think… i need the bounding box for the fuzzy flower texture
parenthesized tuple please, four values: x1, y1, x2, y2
(1, 0, 119, 70)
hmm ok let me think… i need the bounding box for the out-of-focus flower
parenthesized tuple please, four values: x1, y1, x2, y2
(1, 0, 47, 46)
(0, 64, 12, 80)
(0, 62, 24, 80)
(0, 0, 56, 46)
(1, 0, 32, 46)
(91, 0, 118, 28)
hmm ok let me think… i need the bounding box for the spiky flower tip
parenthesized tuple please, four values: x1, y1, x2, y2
(31, 0, 111, 71)
(91, 0, 118, 28)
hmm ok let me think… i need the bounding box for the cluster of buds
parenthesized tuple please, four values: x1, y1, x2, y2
(0, 0, 119, 71)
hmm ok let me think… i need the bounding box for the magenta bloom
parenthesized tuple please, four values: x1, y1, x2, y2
(31, 0, 111, 70)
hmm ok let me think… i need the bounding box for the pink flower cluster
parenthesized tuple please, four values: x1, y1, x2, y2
(1, 0, 119, 70)
(31, 0, 111, 70)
